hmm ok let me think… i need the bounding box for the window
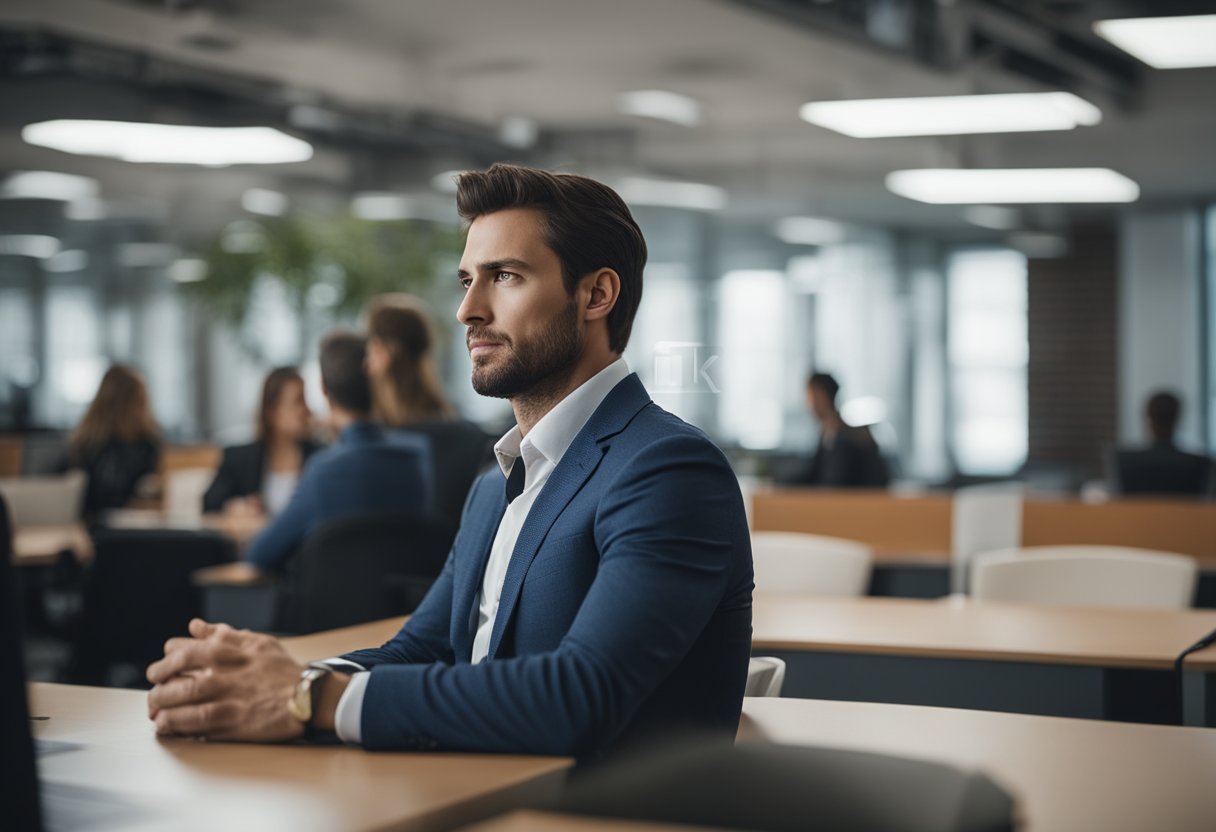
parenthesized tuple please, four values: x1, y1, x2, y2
(947, 248, 1028, 475)
(1205, 205, 1216, 454)
(717, 269, 786, 449)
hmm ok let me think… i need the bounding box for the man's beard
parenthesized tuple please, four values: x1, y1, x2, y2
(469, 300, 583, 400)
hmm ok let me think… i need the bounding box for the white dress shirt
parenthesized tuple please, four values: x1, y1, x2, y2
(327, 358, 630, 743)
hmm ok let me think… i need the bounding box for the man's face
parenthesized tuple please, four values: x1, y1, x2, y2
(456, 208, 583, 399)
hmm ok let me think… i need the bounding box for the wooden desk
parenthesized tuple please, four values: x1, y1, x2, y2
(739, 697, 1216, 831)
(104, 508, 266, 549)
(752, 593, 1216, 726)
(12, 523, 93, 566)
(30, 683, 570, 832)
(464, 811, 726, 831)
(282, 616, 405, 663)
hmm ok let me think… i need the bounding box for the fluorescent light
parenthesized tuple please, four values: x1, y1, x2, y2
(119, 242, 178, 268)
(841, 396, 887, 427)
(617, 176, 726, 211)
(800, 92, 1101, 137)
(44, 250, 89, 272)
(619, 90, 703, 127)
(0, 171, 98, 201)
(169, 258, 208, 283)
(22, 120, 313, 166)
(430, 170, 465, 194)
(499, 116, 539, 149)
(963, 205, 1021, 230)
(0, 235, 60, 259)
(886, 168, 1139, 204)
(1007, 232, 1068, 259)
(241, 188, 288, 216)
(352, 192, 458, 223)
(1094, 14, 1216, 69)
(774, 217, 847, 246)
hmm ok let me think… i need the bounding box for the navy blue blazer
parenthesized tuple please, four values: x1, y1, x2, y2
(245, 422, 430, 571)
(341, 373, 753, 760)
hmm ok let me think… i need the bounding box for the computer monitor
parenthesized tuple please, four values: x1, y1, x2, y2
(0, 492, 43, 830)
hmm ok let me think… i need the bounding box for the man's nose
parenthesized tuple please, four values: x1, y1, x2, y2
(457, 279, 490, 326)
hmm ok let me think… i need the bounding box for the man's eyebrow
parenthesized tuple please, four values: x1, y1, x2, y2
(478, 258, 531, 272)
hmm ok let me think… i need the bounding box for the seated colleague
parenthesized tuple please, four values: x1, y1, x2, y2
(146, 164, 753, 762)
(60, 365, 161, 518)
(366, 294, 491, 523)
(242, 332, 430, 571)
(786, 372, 889, 488)
(1114, 391, 1213, 496)
(202, 367, 322, 517)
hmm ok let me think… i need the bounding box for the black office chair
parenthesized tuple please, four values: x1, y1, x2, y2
(398, 420, 493, 524)
(555, 739, 1015, 832)
(275, 511, 455, 634)
(67, 528, 236, 686)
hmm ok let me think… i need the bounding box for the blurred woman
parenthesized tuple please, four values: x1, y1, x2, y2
(365, 294, 489, 522)
(202, 367, 321, 517)
(64, 365, 161, 517)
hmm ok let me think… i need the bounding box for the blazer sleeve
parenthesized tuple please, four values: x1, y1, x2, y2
(243, 468, 317, 571)
(202, 448, 241, 514)
(354, 433, 747, 757)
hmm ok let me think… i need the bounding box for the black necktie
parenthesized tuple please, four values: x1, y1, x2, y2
(505, 458, 526, 504)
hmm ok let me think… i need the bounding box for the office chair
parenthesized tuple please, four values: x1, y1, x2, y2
(951, 483, 1023, 595)
(555, 739, 1015, 832)
(68, 528, 236, 686)
(750, 531, 872, 596)
(275, 511, 455, 634)
(971, 546, 1197, 610)
(745, 657, 787, 697)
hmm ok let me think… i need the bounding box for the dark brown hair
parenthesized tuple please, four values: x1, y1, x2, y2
(320, 330, 373, 414)
(366, 294, 453, 426)
(1146, 391, 1181, 442)
(257, 366, 304, 442)
(71, 365, 159, 451)
(456, 163, 647, 353)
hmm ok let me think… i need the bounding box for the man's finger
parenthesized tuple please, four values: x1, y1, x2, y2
(146, 641, 242, 684)
(154, 701, 238, 737)
(189, 618, 223, 639)
(147, 672, 224, 712)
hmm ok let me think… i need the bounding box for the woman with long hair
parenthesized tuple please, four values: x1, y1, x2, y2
(202, 366, 321, 517)
(64, 365, 161, 516)
(364, 294, 489, 523)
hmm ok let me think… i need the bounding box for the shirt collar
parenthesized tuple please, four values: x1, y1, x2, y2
(493, 357, 630, 478)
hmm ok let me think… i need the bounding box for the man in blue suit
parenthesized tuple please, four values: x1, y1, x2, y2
(146, 164, 753, 761)
(244, 331, 431, 571)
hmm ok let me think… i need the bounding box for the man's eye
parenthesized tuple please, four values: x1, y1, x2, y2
(496, 272, 517, 282)
(459, 277, 472, 289)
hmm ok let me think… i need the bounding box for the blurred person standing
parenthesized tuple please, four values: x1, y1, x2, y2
(62, 365, 161, 518)
(202, 367, 322, 518)
(243, 331, 430, 571)
(1113, 391, 1213, 496)
(787, 372, 889, 488)
(366, 294, 490, 522)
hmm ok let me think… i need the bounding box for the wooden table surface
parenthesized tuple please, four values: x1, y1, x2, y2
(752, 592, 1216, 671)
(282, 616, 407, 663)
(462, 811, 727, 831)
(12, 523, 93, 566)
(30, 683, 570, 832)
(739, 696, 1216, 832)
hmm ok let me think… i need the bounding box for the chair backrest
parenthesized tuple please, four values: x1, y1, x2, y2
(750, 531, 872, 596)
(397, 420, 491, 525)
(277, 511, 456, 633)
(745, 657, 786, 698)
(69, 528, 236, 685)
(0, 470, 86, 526)
(164, 468, 213, 521)
(950, 483, 1023, 594)
(970, 546, 1198, 610)
(555, 739, 1015, 832)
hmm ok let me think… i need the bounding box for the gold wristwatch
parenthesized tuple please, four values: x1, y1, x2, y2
(287, 664, 333, 725)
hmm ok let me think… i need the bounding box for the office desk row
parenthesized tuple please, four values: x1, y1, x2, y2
(31, 682, 1216, 832)
(279, 592, 1216, 729)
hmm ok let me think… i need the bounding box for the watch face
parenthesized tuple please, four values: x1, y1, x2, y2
(288, 669, 323, 722)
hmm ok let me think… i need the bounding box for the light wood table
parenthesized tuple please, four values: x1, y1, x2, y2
(739, 696, 1216, 832)
(12, 523, 93, 566)
(104, 507, 266, 549)
(752, 593, 1216, 726)
(30, 683, 570, 832)
(463, 811, 726, 831)
(282, 616, 406, 663)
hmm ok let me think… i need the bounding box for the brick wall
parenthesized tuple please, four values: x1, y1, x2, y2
(1026, 224, 1119, 482)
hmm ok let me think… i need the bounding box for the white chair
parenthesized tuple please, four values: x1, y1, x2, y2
(750, 531, 872, 596)
(164, 468, 214, 522)
(745, 657, 786, 697)
(0, 470, 86, 526)
(970, 546, 1198, 610)
(951, 483, 1023, 595)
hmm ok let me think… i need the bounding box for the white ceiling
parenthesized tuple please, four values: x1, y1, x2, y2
(2, 0, 1216, 238)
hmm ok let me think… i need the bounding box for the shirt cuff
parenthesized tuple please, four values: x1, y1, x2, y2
(333, 670, 370, 744)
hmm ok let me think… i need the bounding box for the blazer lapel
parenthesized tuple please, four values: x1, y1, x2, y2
(452, 479, 508, 661)
(485, 373, 652, 660)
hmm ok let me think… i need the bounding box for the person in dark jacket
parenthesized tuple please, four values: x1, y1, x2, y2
(788, 372, 889, 489)
(61, 365, 161, 518)
(1114, 391, 1213, 496)
(202, 367, 322, 517)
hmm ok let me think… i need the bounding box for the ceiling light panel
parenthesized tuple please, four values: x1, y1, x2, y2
(800, 92, 1101, 137)
(886, 168, 1140, 204)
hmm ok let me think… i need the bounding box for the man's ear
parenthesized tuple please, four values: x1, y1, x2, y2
(582, 268, 621, 323)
